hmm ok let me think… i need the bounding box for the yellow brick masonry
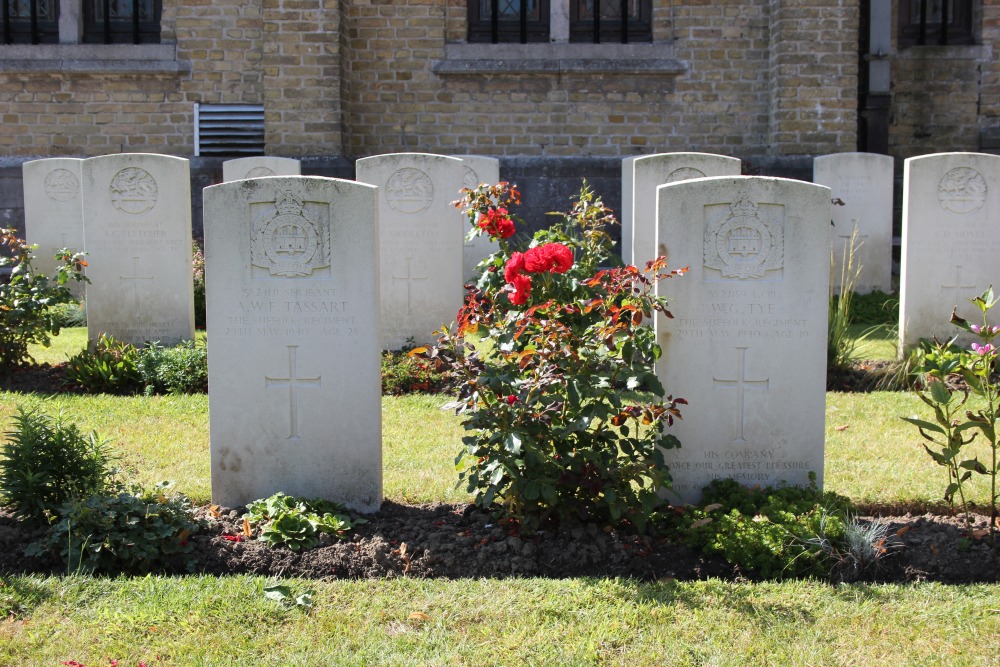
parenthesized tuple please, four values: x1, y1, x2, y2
(0, 0, 997, 160)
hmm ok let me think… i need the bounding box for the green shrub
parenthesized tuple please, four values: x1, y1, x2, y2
(64, 334, 143, 394)
(45, 300, 87, 328)
(678, 477, 864, 579)
(66, 337, 207, 396)
(136, 339, 208, 395)
(28, 483, 203, 574)
(243, 492, 364, 552)
(0, 406, 118, 522)
(427, 182, 685, 533)
(0, 228, 88, 375)
(381, 349, 449, 395)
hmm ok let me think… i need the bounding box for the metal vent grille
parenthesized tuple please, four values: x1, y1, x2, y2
(194, 103, 265, 157)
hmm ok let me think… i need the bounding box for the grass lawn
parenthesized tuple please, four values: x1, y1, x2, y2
(1, 326, 998, 665)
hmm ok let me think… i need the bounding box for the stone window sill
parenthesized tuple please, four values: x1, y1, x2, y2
(0, 44, 186, 74)
(433, 42, 685, 76)
(895, 43, 992, 60)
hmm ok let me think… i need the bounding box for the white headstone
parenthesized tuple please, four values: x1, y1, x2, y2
(355, 153, 464, 350)
(900, 152, 1000, 350)
(203, 176, 382, 511)
(623, 153, 742, 268)
(455, 155, 501, 282)
(655, 176, 830, 504)
(222, 157, 302, 182)
(22, 158, 85, 297)
(813, 152, 894, 295)
(80, 153, 195, 346)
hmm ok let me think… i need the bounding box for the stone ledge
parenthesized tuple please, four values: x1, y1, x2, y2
(433, 41, 685, 76)
(0, 43, 187, 74)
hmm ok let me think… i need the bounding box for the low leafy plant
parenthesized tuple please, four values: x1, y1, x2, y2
(66, 337, 207, 395)
(28, 482, 203, 574)
(64, 334, 143, 394)
(0, 228, 88, 376)
(676, 477, 869, 580)
(136, 339, 208, 395)
(243, 492, 364, 552)
(904, 287, 1000, 540)
(45, 300, 87, 328)
(381, 349, 449, 395)
(425, 182, 686, 533)
(0, 406, 118, 522)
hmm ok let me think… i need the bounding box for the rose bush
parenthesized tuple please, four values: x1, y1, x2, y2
(422, 182, 686, 532)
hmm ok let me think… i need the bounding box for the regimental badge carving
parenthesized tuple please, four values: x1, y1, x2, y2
(109, 167, 158, 214)
(463, 166, 480, 190)
(251, 190, 331, 277)
(245, 166, 276, 178)
(704, 191, 783, 279)
(666, 167, 706, 183)
(938, 167, 987, 214)
(386, 167, 434, 214)
(44, 169, 79, 202)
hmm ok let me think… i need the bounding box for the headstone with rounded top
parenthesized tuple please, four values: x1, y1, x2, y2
(655, 176, 830, 504)
(900, 152, 1000, 351)
(203, 176, 382, 511)
(22, 158, 85, 297)
(356, 153, 464, 350)
(622, 153, 741, 268)
(222, 156, 302, 182)
(80, 153, 195, 346)
(813, 152, 894, 295)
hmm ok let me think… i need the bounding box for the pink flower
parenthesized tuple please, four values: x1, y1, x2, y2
(972, 342, 995, 356)
(523, 243, 573, 274)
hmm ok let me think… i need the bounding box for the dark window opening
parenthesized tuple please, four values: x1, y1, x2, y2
(468, 0, 550, 43)
(1, 0, 58, 45)
(83, 0, 161, 45)
(570, 0, 651, 43)
(899, 0, 974, 47)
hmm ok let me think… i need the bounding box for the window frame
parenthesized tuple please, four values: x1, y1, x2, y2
(467, 0, 551, 44)
(1, 0, 59, 45)
(82, 0, 161, 45)
(898, 0, 975, 47)
(569, 0, 651, 44)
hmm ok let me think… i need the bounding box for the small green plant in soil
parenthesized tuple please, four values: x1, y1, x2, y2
(669, 477, 893, 581)
(0, 228, 88, 376)
(904, 287, 1000, 540)
(136, 339, 208, 395)
(0, 405, 119, 522)
(243, 492, 364, 551)
(64, 333, 143, 394)
(28, 481, 204, 574)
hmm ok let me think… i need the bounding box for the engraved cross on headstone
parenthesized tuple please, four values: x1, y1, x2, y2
(713, 346, 769, 444)
(119, 256, 154, 318)
(265, 345, 322, 440)
(836, 220, 869, 246)
(941, 265, 977, 303)
(392, 257, 428, 316)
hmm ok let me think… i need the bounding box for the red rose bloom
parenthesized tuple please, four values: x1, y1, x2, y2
(524, 243, 573, 274)
(507, 273, 532, 305)
(504, 252, 526, 282)
(477, 207, 516, 239)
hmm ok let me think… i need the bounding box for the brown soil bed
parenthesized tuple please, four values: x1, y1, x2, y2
(2, 360, 998, 583)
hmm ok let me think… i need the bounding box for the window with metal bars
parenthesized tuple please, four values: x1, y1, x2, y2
(570, 0, 651, 43)
(468, 0, 550, 43)
(898, 0, 975, 47)
(468, 0, 651, 44)
(0, 0, 58, 45)
(82, 0, 161, 44)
